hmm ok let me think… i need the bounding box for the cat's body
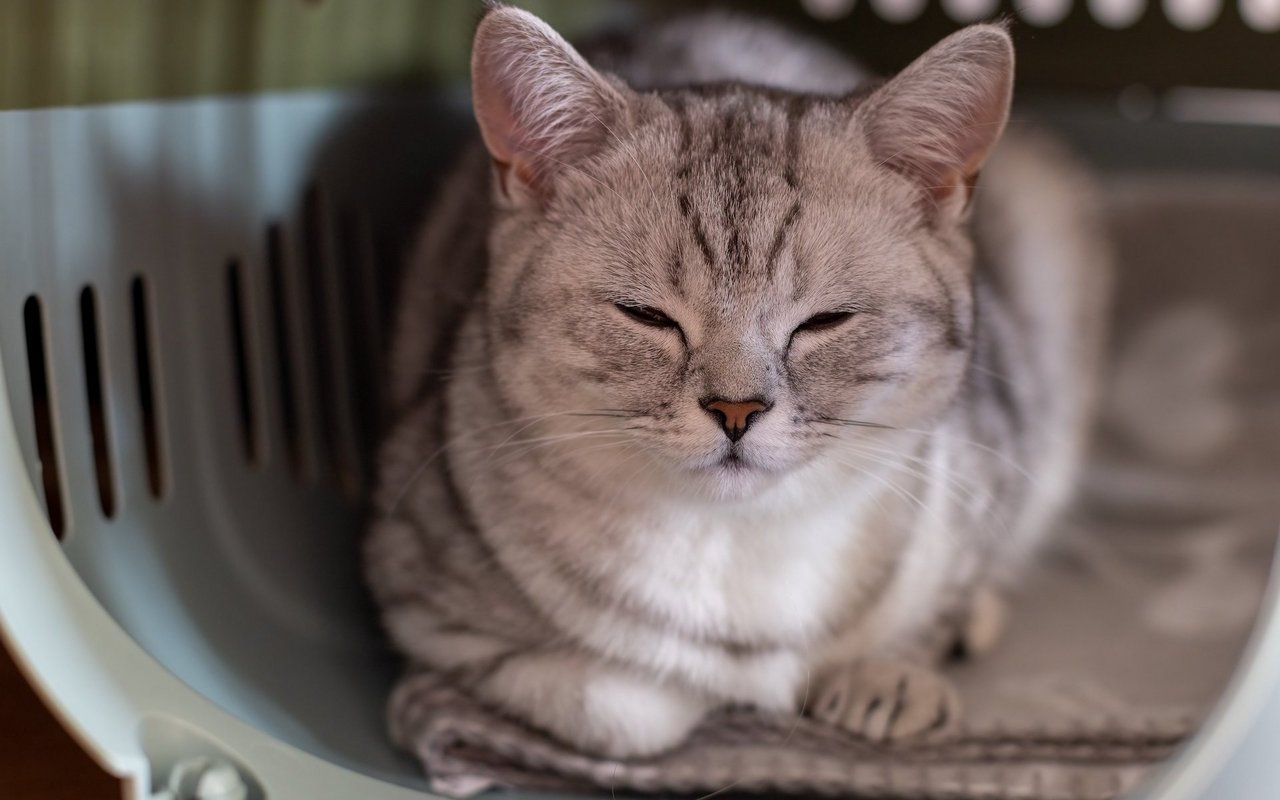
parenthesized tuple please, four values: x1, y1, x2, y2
(367, 7, 1109, 758)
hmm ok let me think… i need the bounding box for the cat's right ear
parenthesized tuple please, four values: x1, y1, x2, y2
(471, 4, 630, 208)
(857, 24, 1014, 219)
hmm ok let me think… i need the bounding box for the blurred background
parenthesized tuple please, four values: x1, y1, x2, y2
(4, 0, 1279, 285)
(2, 0, 1279, 105)
(1, 1, 1279, 799)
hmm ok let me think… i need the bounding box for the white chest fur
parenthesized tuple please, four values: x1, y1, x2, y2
(609, 473, 884, 648)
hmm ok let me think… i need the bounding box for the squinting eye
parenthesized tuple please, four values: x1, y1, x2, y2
(615, 302, 678, 329)
(794, 311, 854, 334)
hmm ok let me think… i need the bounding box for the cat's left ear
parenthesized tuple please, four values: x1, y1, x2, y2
(858, 24, 1013, 218)
(471, 5, 632, 207)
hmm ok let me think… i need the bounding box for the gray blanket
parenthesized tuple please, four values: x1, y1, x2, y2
(391, 176, 1280, 799)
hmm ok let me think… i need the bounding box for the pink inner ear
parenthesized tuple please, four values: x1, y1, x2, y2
(473, 87, 546, 198)
(471, 51, 526, 172)
(868, 99, 1007, 208)
(491, 157, 547, 203)
(863, 25, 1013, 210)
(924, 169, 981, 207)
(935, 141, 993, 204)
(876, 92, 1009, 206)
(469, 8, 626, 205)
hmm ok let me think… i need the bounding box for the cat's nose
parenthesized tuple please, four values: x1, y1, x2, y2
(701, 398, 770, 443)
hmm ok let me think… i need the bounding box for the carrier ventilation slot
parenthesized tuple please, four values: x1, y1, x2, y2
(130, 276, 166, 498)
(302, 185, 359, 497)
(79, 287, 116, 518)
(303, 187, 341, 484)
(226, 259, 261, 466)
(266, 224, 303, 479)
(338, 212, 382, 487)
(22, 296, 66, 538)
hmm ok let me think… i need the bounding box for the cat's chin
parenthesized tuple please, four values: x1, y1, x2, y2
(686, 451, 791, 500)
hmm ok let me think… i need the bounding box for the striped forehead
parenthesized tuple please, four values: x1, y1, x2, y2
(659, 89, 809, 301)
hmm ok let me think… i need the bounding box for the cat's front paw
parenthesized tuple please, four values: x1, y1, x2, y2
(812, 660, 959, 741)
(474, 650, 710, 759)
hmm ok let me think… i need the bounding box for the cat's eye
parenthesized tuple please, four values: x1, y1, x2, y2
(615, 302, 678, 329)
(794, 311, 855, 334)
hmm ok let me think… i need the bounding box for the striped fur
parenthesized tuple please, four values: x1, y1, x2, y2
(368, 6, 1110, 759)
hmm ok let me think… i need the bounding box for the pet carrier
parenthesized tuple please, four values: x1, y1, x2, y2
(0, 1, 1278, 798)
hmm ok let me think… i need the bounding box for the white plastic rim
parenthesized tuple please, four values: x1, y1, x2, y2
(1137, 519, 1280, 799)
(1089, 0, 1148, 27)
(0, 88, 465, 800)
(942, 0, 1002, 21)
(801, 0, 858, 19)
(869, 0, 929, 23)
(1240, 0, 1280, 30)
(1163, 0, 1221, 29)
(1164, 87, 1280, 127)
(1017, 0, 1075, 26)
(0, 350, 433, 800)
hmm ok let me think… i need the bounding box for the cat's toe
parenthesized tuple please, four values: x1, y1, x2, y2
(812, 660, 959, 742)
(960, 584, 1008, 658)
(882, 665, 959, 740)
(813, 673, 853, 724)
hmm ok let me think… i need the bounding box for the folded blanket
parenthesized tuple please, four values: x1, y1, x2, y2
(390, 177, 1280, 799)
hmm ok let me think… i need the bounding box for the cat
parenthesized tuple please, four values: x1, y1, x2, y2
(365, 2, 1110, 760)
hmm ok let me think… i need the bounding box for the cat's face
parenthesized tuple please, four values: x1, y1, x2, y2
(472, 8, 1011, 499)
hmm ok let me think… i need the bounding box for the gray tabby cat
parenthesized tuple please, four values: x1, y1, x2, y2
(366, 3, 1110, 759)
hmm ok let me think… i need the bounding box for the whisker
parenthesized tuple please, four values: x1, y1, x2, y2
(815, 416, 897, 430)
(836, 442, 985, 520)
(827, 453, 937, 524)
(967, 362, 1017, 386)
(604, 439, 665, 499)
(833, 436, 983, 503)
(486, 429, 640, 469)
(832, 437, 1018, 539)
(890, 425, 1037, 485)
(507, 432, 659, 482)
(818, 415, 1035, 485)
(386, 409, 645, 514)
(588, 110, 663, 213)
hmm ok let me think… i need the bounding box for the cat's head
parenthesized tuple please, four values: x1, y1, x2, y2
(469, 5, 1013, 500)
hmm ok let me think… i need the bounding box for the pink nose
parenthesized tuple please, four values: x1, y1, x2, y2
(702, 398, 769, 442)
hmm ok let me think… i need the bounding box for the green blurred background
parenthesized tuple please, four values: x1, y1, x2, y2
(1, 0, 1277, 112)
(0, 0, 605, 110)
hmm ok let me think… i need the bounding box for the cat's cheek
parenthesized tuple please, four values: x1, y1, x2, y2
(590, 359, 687, 415)
(791, 335, 953, 428)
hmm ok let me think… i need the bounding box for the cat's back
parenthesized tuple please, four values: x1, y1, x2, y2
(582, 12, 868, 95)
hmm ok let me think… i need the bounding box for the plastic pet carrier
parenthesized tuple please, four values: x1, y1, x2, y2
(0, 1, 1278, 798)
